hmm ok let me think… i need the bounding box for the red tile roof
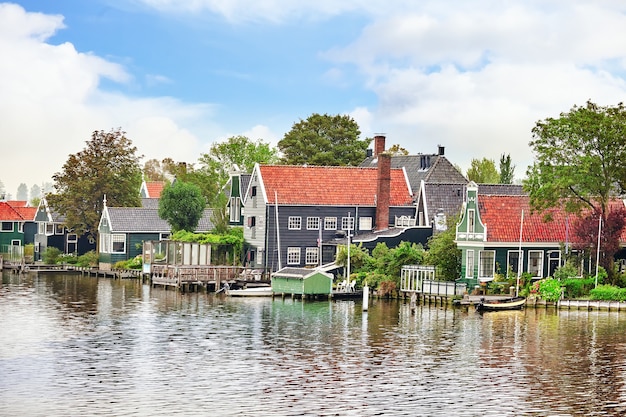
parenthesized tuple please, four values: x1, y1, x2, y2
(0, 202, 25, 221)
(259, 165, 413, 206)
(6, 200, 27, 208)
(479, 195, 626, 243)
(14, 206, 37, 221)
(146, 181, 165, 198)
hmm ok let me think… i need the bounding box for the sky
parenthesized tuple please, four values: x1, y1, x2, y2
(1, 0, 626, 199)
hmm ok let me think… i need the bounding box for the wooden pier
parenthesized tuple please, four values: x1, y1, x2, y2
(150, 265, 251, 292)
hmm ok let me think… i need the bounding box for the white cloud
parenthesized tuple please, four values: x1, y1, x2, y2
(0, 4, 215, 197)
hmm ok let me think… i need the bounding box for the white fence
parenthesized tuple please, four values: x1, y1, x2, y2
(400, 265, 466, 296)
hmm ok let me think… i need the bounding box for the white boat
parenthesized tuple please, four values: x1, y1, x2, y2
(227, 286, 273, 297)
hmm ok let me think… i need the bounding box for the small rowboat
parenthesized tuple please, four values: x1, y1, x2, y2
(475, 296, 526, 312)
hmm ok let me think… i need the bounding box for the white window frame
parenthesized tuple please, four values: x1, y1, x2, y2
(100, 233, 111, 253)
(466, 250, 474, 278)
(307, 217, 320, 230)
(359, 217, 372, 231)
(324, 217, 337, 230)
(55, 224, 64, 235)
(111, 234, 126, 254)
(1, 222, 13, 232)
(38, 222, 45, 235)
(45, 223, 54, 235)
(288, 216, 301, 230)
(67, 233, 78, 243)
(160, 233, 170, 240)
(305, 247, 319, 265)
(341, 217, 355, 231)
(287, 247, 301, 265)
(479, 250, 495, 279)
(468, 209, 475, 233)
(507, 250, 522, 276)
(229, 197, 240, 222)
(528, 250, 544, 278)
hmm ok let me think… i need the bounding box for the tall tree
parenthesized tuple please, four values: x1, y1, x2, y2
(0, 179, 5, 199)
(425, 215, 461, 280)
(466, 158, 499, 183)
(278, 113, 369, 166)
(16, 183, 28, 201)
(143, 158, 168, 182)
(525, 101, 626, 283)
(196, 136, 278, 206)
(48, 128, 142, 245)
(158, 181, 205, 232)
(499, 153, 515, 184)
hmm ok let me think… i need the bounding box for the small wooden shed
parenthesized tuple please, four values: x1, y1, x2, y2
(271, 267, 333, 296)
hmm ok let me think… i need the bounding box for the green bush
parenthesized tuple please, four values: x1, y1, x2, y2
(561, 277, 595, 299)
(42, 247, 62, 265)
(76, 251, 98, 267)
(590, 285, 626, 301)
(553, 262, 579, 281)
(112, 255, 142, 270)
(538, 278, 563, 302)
(59, 254, 78, 264)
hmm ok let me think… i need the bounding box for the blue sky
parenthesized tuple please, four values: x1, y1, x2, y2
(1, 1, 626, 198)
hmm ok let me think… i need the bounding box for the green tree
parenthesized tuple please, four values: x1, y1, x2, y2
(388, 144, 409, 156)
(499, 153, 515, 184)
(424, 216, 461, 280)
(48, 128, 142, 245)
(158, 181, 205, 232)
(143, 158, 169, 182)
(524, 101, 626, 284)
(466, 158, 499, 183)
(278, 113, 369, 166)
(29, 184, 41, 204)
(197, 135, 279, 203)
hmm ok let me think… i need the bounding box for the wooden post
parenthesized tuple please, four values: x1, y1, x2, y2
(362, 284, 369, 311)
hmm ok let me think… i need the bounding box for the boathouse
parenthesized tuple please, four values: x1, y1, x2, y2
(271, 267, 333, 296)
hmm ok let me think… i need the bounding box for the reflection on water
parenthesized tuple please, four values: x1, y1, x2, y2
(2, 272, 626, 416)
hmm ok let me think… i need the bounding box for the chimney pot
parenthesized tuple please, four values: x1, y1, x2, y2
(374, 135, 386, 157)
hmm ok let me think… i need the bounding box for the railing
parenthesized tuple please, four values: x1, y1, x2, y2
(422, 280, 466, 296)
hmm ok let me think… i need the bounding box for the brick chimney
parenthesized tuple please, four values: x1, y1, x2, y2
(376, 153, 391, 231)
(374, 135, 386, 157)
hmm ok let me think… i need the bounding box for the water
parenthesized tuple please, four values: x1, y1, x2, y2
(2, 272, 626, 416)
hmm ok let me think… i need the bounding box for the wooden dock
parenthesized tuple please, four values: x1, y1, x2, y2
(150, 265, 249, 292)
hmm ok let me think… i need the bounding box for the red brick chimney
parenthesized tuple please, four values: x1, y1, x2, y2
(374, 135, 386, 157)
(376, 153, 391, 231)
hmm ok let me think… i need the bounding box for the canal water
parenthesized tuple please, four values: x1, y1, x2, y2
(2, 273, 626, 416)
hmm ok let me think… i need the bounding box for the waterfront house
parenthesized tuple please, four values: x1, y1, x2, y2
(33, 196, 96, 260)
(226, 166, 251, 227)
(271, 267, 334, 296)
(0, 200, 37, 259)
(241, 154, 415, 272)
(455, 181, 626, 289)
(97, 197, 215, 269)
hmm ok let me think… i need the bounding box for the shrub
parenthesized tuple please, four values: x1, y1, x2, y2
(42, 247, 62, 265)
(553, 262, 579, 281)
(590, 285, 626, 301)
(561, 277, 595, 299)
(76, 251, 98, 267)
(378, 281, 397, 298)
(538, 278, 563, 302)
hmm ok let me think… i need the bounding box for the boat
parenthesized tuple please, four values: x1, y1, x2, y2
(475, 296, 526, 311)
(226, 286, 274, 297)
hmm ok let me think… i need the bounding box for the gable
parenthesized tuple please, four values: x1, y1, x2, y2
(257, 165, 413, 206)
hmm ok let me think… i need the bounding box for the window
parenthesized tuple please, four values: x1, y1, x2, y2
(479, 250, 495, 279)
(46, 223, 54, 235)
(229, 197, 240, 222)
(507, 250, 522, 275)
(305, 247, 319, 265)
(528, 251, 544, 278)
(251, 186, 257, 197)
(18, 222, 23, 233)
(468, 209, 475, 233)
(359, 217, 372, 231)
(466, 250, 474, 278)
(55, 224, 64, 235)
(288, 216, 301, 230)
(100, 233, 111, 253)
(307, 217, 320, 230)
(38, 222, 45, 234)
(160, 233, 170, 240)
(248, 216, 256, 227)
(67, 233, 78, 243)
(341, 217, 355, 231)
(287, 247, 300, 265)
(1, 222, 13, 232)
(112, 234, 126, 254)
(11, 240, 20, 246)
(324, 217, 337, 230)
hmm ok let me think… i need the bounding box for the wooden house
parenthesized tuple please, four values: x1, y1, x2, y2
(241, 154, 416, 272)
(139, 180, 166, 198)
(226, 166, 251, 227)
(0, 200, 36, 259)
(455, 181, 626, 289)
(97, 197, 214, 269)
(271, 267, 333, 296)
(33, 197, 96, 260)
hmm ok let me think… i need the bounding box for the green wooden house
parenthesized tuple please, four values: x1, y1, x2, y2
(271, 267, 333, 296)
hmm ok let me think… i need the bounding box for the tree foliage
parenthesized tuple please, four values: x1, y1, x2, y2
(197, 135, 279, 203)
(466, 158, 499, 183)
(499, 153, 515, 184)
(16, 183, 28, 201)
(48, 128, 142, 243)
(278, 113, 369, 166)
(424, 216, 461, 280)
(143, 158, 169, 182)
(158, 181, 206, 233)
(525, 101, 626, 283)
(388, 144, 409, 156)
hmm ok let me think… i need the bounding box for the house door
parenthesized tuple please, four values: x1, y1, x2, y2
(548, 251, 561, 277)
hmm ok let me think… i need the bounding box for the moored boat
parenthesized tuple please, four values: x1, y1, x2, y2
(226, 286, 273, 297)
(475, 296, 526, 311)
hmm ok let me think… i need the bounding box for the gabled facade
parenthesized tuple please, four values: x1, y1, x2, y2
(455, 182, 626, 289)
(226, 166, 251, 227)
(139, 180, 166, 198)
(241, 157, 415, 272)
(0, 201, 36, 257)
(33, 197, 96, 259)
(97, 199, 214, 269)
